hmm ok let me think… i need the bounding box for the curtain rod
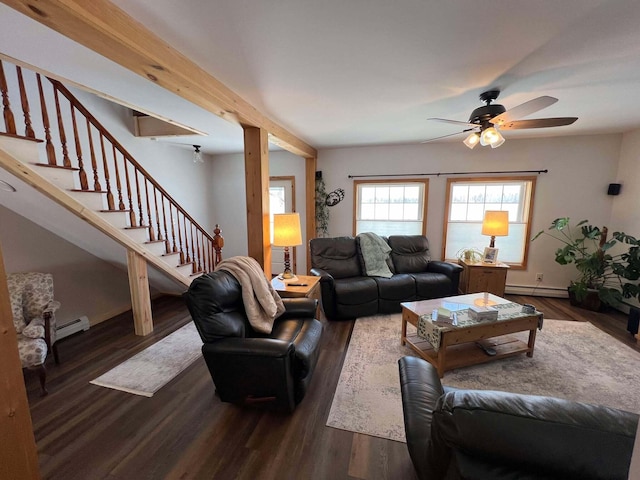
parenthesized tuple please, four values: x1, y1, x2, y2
(347, 169, 548, 179)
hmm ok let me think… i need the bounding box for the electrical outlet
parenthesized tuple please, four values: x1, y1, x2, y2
(535, 273, 544, 282)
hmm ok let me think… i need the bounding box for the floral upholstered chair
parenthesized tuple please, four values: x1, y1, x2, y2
(8, 272, 61, 395)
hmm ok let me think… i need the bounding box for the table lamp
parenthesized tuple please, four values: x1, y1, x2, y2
(273, 212, 303, 280)
(481, 210, 509, 248)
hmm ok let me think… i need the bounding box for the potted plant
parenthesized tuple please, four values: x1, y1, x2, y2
(532, 217, 640, 310)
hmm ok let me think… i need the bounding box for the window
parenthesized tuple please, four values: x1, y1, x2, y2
(354, 179, 428, 236)
(442, 177, 536, 268)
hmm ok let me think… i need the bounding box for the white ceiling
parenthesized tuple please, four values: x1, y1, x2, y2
(2, 0, 640, 153)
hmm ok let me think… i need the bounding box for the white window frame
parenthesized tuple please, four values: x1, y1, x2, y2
(353, 179, 428, 236)
(442, 176, 537, 269)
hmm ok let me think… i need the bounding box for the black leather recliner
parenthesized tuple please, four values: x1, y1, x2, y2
(184, 270, 323, 412)
(398, 356, 639, 480)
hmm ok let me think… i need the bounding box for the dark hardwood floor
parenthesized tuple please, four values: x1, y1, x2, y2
(24, 294, 638, 479)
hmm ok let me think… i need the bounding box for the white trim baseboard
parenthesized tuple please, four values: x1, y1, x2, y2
(505, 284, 568, 298)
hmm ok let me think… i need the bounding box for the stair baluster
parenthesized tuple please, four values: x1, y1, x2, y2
(121, 151, 137, 226)
(143, 178, 155, 241)
(69, 105, 89, 190)
(183, 214, 191, 265)
(169, 203, 178, 253)
(176, 211, 185, 264)
(111, 145, 125, 210)
(152, 185, 163, 243)
(36, 74, 56, 166)
(99, 134, 115, 210)
(86, 120, 101, 190)
(53, 86, 71, 167)
(194, 227, 202, 273)
(16, 66, 35, 139)
(133, 167, 144, 229)
(0, 60, 16, 135)
(161, 196, 170, 253)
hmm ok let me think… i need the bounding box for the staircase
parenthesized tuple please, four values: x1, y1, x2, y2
(0, 59, 222, 292)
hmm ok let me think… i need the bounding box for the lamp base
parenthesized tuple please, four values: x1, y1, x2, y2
(277, 274, 299, 283)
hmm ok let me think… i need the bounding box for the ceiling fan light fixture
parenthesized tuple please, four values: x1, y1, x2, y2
(193, 144, 203, 163)
(463, 132, 480, 149)
(480, 127, 504, 148)
(490, 130, 505, 148)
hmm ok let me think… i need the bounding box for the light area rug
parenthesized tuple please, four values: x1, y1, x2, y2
(90, 322, 202, 397)
(327, 314, 640, 443)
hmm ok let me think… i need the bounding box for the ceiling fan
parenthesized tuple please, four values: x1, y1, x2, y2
(424, 90, 578, 149)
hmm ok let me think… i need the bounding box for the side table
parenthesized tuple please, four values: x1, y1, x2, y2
(271, 275, 322, 317)
(458, 259, 509, 297)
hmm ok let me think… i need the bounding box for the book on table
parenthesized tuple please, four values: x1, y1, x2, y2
(468, 305, 498, 321)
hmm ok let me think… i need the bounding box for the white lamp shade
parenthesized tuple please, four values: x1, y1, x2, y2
(481, 210, 509, 236)
(273, 213, 303, 246)
(490, 129, 505, 148)
(463, 132, 480, 149)
(480, 127, 505, 148)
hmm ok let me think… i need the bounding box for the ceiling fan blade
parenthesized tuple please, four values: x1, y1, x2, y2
(427, 117, 479, 128)
(420, 129, 474, 144)
(490, 96, 558, 126)
(498, 117, 578, 130)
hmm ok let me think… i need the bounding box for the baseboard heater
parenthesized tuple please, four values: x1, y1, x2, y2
(56, 315, 90, 340)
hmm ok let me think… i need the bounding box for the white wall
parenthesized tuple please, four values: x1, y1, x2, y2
(0, 205, 135, 326)
(210, 150, 308, 273)
(611, 128, 640, 233)
(317, 134, 623, 293)
(610, 128, 640, 308)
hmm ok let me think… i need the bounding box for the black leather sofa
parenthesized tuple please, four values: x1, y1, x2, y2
(310, 235, 463, 320)
(184, 270, 323, 411)
(398, 356, 639, 480)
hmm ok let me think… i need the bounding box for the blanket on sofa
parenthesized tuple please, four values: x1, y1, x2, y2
(215, 256, 285, 334)
(357, 232, 393, 278)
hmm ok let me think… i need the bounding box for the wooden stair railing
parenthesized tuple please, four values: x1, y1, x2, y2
(0, 58, 223, 274)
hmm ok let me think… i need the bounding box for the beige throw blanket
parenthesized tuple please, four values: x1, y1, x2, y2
(215, 256, 285, 334)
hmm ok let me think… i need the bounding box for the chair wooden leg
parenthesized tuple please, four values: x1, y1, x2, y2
(32, 364, 48, 396)
(53, 343, 60, 364)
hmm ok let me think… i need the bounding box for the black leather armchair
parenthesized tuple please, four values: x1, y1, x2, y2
(398, 356, 639, 480)
(184, 270, 323, 411)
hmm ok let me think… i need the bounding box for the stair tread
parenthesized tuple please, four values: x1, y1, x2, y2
(100, 209, 132, 213)
(162, 251, 180, 256)
(33, 162, 79, 171)
(178, 262, 194, 267)
(145, 239, 166, 244)
(0, 132, 42, 142)
(125, 225, 149, 230)
(70, 188, 108, 193)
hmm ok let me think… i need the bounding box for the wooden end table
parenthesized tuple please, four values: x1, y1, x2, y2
(458, 259, 509, 297)
(271, 275, 321, 316)
(401, 293, 540, 378)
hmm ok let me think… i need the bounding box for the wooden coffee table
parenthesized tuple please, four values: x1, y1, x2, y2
(401, 292, 540, 378)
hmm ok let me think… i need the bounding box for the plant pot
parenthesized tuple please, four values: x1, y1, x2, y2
(568, 287, 603, 312)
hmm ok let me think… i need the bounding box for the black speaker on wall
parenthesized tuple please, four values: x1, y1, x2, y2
(607, 183, 621, 195)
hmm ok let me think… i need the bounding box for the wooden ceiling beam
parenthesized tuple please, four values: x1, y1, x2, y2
(0, 0, 317, 158)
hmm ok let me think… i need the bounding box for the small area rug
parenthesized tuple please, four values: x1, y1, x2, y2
(327, 314, 640, 443)
(90, 322, 202, 397)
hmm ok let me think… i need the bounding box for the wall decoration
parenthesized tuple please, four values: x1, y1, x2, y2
(315, 173, 329, 237)
(325, 188, 345, 207)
